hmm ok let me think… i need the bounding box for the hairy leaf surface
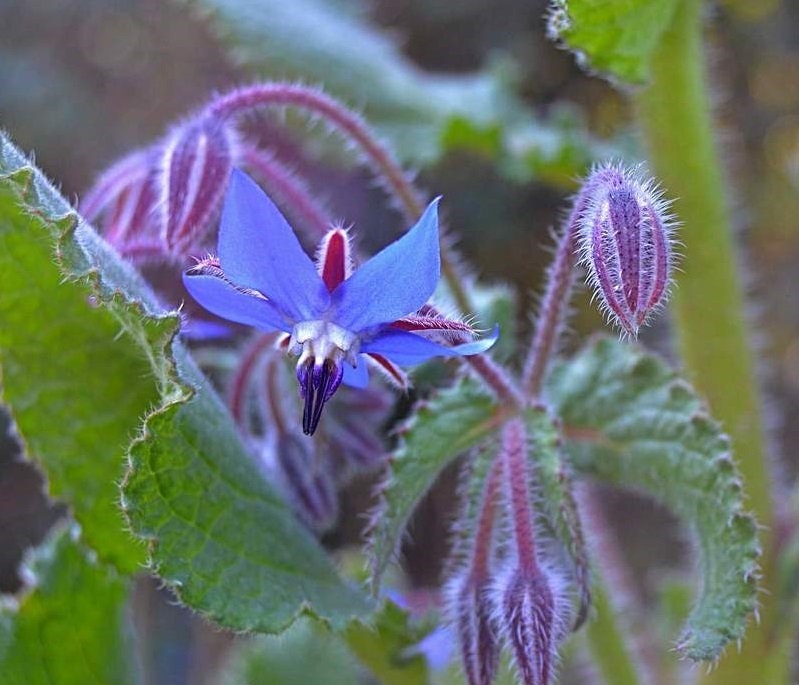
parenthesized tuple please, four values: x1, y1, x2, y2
(546, 336, 760, 661)
(0, 527, 133, 685)
(369, 377, 502, 588)
(0, 132, 371, 632)
(548, 0, 680, 84)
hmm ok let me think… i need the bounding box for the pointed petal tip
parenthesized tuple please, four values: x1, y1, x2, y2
(219, 167, 329, 319)
(453, 323, 500, 358)
(331, 194, 443, 330)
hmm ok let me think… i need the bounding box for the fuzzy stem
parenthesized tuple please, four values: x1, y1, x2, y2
(228, 333, 277, 427)
(522, 182, 595, 398)
(208, 84, 472, 312)
(240, 145, 331, 240)
(418, 302, 522, 406)
(585, 583, 644, 685)
(469, 457, 504, 580)
(502, 419, 538, 570)
(465, 354, 524, 408)
(579, 485, 660, 685)
(264, 358, 288, 435)
(634, 1, 783, 681)
(521, 224, 578, 399)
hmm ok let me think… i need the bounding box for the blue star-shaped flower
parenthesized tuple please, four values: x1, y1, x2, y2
(183, 169, 498, 435)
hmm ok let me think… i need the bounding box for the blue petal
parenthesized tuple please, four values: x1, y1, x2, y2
(361, 325, 499, 366)
(180, 319, 234, 341)
(332, 198, 441, 331)
(342, 355, 370, 388)
(218, 169, 329, 320)
(183, 273, 291, 332)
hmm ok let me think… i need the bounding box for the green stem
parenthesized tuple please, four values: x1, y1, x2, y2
(586, 581, 644, 685)
(634, 0, 785, 681)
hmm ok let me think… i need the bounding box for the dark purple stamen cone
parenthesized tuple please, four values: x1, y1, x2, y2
(297, 358, 344, 435)
(275, 433, 338, 530)
(579, 164, 675, 336)
(159, 114, 235, 254)
(450, 572, 499, 685)
(499, 568, 559, 685)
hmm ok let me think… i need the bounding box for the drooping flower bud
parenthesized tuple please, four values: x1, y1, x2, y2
(447, 570, 500, 685)
(158, 113, 236, 254)
(274, 432, 338, 530)
(325, 385, 391, 474)
(81, 148, 163, 255)
(577, 164, 676, 336)
(495, 565, 568, 685)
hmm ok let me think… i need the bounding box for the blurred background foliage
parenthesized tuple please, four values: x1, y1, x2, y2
(1, 0, 799, 682)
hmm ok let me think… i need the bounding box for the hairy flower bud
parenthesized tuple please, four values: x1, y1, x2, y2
(159, 113, 235, 254)
(274, 432, 338, 531)
(495, 565, 568, 685)
(325, 385, 391, 475)
(578, 164, 676, 336)
(447, 571, 500, 685)
(81, 149, 161, 252)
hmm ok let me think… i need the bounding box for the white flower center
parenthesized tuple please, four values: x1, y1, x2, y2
(289, 320, 360, 367)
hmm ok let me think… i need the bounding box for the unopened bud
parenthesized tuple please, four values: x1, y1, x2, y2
(158, 114, 235, 254)
(578, 164, 676, 336)
(495, 565, 568, 685)
(326, 385, 391, 476)
(81, 148, 162, 251)
(446, 571, 500, 685)
(275, 433, 338, 531)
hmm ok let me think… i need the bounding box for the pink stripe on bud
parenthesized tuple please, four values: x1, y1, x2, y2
(578, 164, 676, 337)
(275, 433, 338, 530)
(496, 566, 566, 685)
(158, 114, 235, 255)
(447, 571, 500, 685)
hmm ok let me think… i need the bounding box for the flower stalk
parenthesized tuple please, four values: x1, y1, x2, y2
(634, 0, 781, 681)
(207, 83, 472, 313)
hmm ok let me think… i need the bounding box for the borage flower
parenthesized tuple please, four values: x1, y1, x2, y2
(183, 170, 497, 435)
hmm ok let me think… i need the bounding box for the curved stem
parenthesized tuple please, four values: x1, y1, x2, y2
(522, 178, 597, 399)
(521, 223, 579, 399)
(209, 84, 472, 312)
(263, 357, 288, 435)
(240, 146, 331, 240)
(466, 353, 524, 408)
(634, 0, 781, 681)
(418, 303, 522, 406)
(228, 333, 277, 428)
(469, 457, 504, 580)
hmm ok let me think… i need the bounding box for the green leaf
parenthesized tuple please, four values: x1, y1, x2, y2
(217, 602, 429, 685)
(344, 601, 429, 685)
(218, 619, 360, 685)
(177, 0, 607, 182)
(0, 144, 160, 573)
(548, 0, 680, 84)
(122, 351, 372, 632)
(0, 132, 371, 632)
(368, 377, 502, 588)
(526, 408, 591, 629)
(545, 336, 760, 661)
(0, 526, 134, 685)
